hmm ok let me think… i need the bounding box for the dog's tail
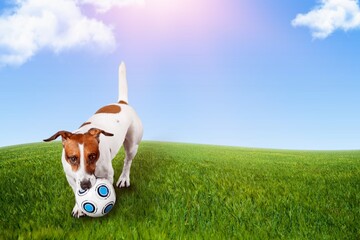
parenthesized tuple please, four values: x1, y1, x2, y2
(118, 61, 128, 104)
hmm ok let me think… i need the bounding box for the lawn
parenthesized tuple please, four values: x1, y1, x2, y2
(0, 141, 359, 239)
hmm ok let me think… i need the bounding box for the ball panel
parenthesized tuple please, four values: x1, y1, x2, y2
(82, 201, 97, 214)
(97, 185, 109, 198)
(77, 188, 88, 196)
(102, 202, 114, 214)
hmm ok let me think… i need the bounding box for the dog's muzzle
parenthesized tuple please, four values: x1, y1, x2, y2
(80, 179, 92, 190)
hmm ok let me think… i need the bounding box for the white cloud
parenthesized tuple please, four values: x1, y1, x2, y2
(0, 0, 142, 66)
(292, 0, 360, 39)
(79, 0, 145, 13)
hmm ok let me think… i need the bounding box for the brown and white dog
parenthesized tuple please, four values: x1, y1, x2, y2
(44, 62, 143, 218)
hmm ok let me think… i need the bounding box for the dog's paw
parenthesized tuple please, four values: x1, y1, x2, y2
(72, 204, 86, 218)
(116, 174, 130, 188)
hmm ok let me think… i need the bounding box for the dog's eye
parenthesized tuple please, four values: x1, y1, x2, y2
(69, 156, 78, 164)
(88, 153, 97, 162)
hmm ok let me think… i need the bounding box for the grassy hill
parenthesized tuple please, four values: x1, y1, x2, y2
(0, 141, 359, 239)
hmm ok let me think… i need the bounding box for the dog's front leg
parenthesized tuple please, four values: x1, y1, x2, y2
(97, 150, 114, 184)
(99, 161, 114, 184)
(66, 174, 86, 218)
(106, 164, 114, 184)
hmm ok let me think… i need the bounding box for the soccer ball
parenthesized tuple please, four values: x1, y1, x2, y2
(75, 178, 116, 217)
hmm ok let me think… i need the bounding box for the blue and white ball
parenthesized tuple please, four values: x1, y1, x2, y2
(75, 178, 116, 217)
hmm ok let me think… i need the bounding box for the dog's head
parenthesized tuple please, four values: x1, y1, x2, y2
(44, 128, 113, 190)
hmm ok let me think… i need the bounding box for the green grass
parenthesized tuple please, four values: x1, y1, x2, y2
(0, 141, 359, 239)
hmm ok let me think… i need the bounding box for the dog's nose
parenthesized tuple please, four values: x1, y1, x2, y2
(80, 180, 92, 190)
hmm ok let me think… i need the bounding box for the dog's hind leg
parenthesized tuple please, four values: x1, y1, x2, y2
(116, 117, 143, 188)
(116, 140, 139, 188)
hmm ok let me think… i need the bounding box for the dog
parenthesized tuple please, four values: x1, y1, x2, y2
(44, 62, 143, 218)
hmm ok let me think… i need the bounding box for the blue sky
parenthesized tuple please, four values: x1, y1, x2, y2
(0, 0, 360, 149)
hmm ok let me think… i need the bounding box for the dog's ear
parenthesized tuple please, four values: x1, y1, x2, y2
(87, 128, 114, 142)
(43, 131, 73, 142)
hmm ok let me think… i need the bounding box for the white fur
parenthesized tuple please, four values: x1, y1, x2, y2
(75, 144, 97, 188)
(61, 62, 143, 218)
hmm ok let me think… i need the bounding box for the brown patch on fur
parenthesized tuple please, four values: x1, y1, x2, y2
(118, 100, 128, 105)
(63, 136, 82, 172)
(95, 105, 121, 114)
(83, 134, 100, 174)
(79, 122, 91, 128)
